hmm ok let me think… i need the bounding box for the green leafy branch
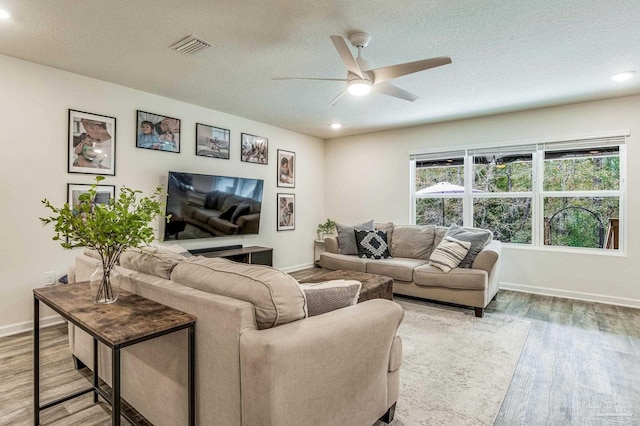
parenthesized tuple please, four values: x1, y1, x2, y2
(40, 176, 168, 270)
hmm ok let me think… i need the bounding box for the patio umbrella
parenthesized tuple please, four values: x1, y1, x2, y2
(415, 182, 478, 224)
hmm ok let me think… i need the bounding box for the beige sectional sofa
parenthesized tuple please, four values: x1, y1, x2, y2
(68, 248, 403, 426)
(320, 223, 501, 317)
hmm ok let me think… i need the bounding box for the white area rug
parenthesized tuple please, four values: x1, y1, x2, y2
(379, 299, 531, 426)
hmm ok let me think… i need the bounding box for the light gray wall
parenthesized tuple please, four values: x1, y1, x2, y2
(0, 54, 325, 336)
(325, 95, 640, 307)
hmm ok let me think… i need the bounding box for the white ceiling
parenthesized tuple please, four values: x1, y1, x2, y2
(1, 0, 639, 139)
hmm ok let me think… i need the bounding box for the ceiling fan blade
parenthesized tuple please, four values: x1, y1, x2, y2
(328, 88, 348, 107)
(330, 35, 363, 79)
(272, 77, 347, 81)
(372, 82, 419, 102)
(370, 56, 452, 84)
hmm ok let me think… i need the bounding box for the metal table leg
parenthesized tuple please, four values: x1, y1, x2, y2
(112, 347, 121, 426)
(189, 324, 195, 426)
(93, 338, 98, 403)
(33, 297, 40, 426)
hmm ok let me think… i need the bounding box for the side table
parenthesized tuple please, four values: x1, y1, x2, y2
(314, 239, 325, 267)
(33, 283, 196, 426)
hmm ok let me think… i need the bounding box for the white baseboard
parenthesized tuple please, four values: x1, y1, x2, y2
(499, 281, 640, 309)
(0, 314, 65, 338)
(281, 262, 316, 273)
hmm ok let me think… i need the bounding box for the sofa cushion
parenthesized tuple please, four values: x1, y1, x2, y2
(445, 224, 493, 268)
(119, 247, 186, 279)
(433, 226, 448, 248)
(319, 252, 369, 272)
(366, 257, 429, 282)
(355, 229, 391, 259)
(298, 280, 362, 317)
(171, 257, 306, 329)
(414, 263, 488, 291)
(429, 236, 471, 273)
(390, 225, 436, 260)
(336, 219, 375, 255)
(375, 222, 394, 247)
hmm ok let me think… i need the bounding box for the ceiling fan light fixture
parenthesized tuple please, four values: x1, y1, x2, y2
(348, 79, 372, 96)
(611, 71, 636, 82)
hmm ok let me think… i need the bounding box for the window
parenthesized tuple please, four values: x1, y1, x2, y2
(410, 135, 626, 252)
(413, 153, 465, 226)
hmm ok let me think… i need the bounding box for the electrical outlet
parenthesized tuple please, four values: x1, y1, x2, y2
(45, 271, 56, 285)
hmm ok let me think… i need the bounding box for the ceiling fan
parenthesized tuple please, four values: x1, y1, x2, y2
(273, 32, 452, 106)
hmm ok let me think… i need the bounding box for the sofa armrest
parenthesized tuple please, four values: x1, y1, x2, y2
(324, 235, 339, 253)
(471, 240, 501, 274)
(240, 299, 404, 425)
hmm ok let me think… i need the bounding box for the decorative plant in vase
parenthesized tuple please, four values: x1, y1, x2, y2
(316, 218, 337, 240)
(40, 176, 166, 304)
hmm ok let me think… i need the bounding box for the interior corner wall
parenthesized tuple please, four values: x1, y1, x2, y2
(0, 54, 325, 336)
(325, 94, 640, 307)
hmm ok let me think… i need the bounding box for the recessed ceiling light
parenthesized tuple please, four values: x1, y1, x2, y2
(330, 123, 342, 129)
(0, 8, 11, 19)
(611, 71, 636, 82)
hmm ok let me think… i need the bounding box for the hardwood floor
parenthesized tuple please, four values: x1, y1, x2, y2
(2, 271, 639, 425)
(292, 267, 640, 425)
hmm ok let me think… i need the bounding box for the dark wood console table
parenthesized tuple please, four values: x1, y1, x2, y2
(33, 283, 196, 426)
(194, 245, 273, 266)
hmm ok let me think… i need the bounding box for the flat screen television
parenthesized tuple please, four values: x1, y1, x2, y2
(164, 171, 264, 241)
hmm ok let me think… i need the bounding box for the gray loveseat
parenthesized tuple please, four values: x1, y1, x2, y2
(319, 222, 501, 317)
(68, 248, 403, 426)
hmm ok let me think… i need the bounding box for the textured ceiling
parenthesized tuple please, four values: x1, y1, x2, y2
(1, 0, 639, 139)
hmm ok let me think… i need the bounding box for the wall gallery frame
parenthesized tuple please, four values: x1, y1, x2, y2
(136, 110, 181, 153)
(277, 149, 295, 188)
(67, 183, 115, 211)
(241, 133, 268, 165)
(196, 123, 230, 159)
(277, 193, 295, 231)
(68, 109, 116, 175)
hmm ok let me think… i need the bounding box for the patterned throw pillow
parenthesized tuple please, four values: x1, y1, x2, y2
(429, 236, 471, 273)
(354, 230, 391, 259)
(445, 224, 492, 268)
(299, 280, 362, 316)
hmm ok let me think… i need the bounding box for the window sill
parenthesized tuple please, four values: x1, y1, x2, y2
(502, 242, 625, 257)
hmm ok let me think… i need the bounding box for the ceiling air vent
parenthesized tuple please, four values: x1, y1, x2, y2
(170, 35, 213, 55)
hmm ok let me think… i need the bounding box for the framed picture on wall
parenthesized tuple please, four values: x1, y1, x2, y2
(196, 123, 230, 159)
(136, 110, 181, 153)
(68, 109, 116, 175)
(67, 183, 116, 211)
(277, 149, 295, 188)
(241, 133, 268, 165)
(277, 193, 295, 231)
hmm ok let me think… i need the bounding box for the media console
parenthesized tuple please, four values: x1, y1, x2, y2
(189, 246, 273, 266)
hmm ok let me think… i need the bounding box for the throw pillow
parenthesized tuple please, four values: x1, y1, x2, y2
(354, 229, 391, 259)
(231, 202, 251, 224)
(429, 236, 471, 273)
(219, 205, 237, 221)
(298, 280, 362, 316)
(148, 241, 193, 257)
(445, 224, 492, 268)
(336, 219, 375, 255)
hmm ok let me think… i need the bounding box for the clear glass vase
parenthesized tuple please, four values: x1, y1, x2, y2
(89, 265, 121, 304)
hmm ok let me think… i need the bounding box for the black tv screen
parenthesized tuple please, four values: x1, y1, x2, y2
(164, 171, 264, 240)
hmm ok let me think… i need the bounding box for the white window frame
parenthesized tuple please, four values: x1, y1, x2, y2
(410, 134, 628, 254)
